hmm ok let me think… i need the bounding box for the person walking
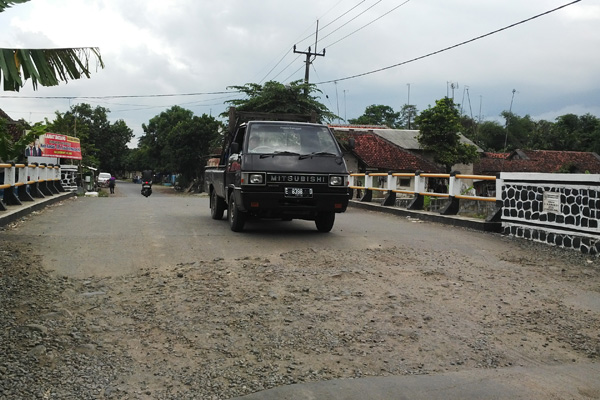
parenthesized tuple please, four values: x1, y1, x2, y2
(108, 175, 116, 194)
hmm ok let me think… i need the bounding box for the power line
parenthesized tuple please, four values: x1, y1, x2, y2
(323, 0, 412, 49)
(316, 0, 582, 85)
(259, 0, 368, 84)
(0, 90, 237, 100)
(295, 0, 368, 46)
(318, 0, 384, 44)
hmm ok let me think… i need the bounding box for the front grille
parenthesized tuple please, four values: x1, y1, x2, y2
(267, 173, 328, 184)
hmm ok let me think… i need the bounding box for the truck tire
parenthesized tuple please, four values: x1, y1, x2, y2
(210, 189, 226, 220)
(315, 212, 335, 232)
(228, 197, 246, 232)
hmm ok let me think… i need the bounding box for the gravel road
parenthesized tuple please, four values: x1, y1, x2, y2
(1, 190, 599, 399)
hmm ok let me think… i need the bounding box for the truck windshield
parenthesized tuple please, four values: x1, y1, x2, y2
(246, 124, 340, 156)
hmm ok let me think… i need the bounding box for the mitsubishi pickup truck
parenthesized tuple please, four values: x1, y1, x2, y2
(204, 108, 352, 232)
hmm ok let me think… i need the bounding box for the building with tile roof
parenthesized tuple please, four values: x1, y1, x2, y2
(474, 150, 600, 175)
(330, 125, 481, 174)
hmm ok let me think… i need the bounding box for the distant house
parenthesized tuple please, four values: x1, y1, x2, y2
(471, 150, 600, 197)
(474, 150, 600, 175)
(331, 125, 482, 175)
(330, 126, 446, 195)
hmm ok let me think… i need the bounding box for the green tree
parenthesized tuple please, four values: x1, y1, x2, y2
(414, 97, 479, 172)
(225, 80, 336, 123)
(48, 103, 133, 173)
(0, 117, 33, 161)
(139, 106, 221, 185)
(0, 1, 104, 91)
(528, 119, 555, 150)
(578, 113, 600, 153)
(501, 111, 535, 151)
(477, 120, 507, 152)
(398, 104, 419, 129)
(349, 104, 400, 128)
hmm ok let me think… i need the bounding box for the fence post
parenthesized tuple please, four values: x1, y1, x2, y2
(486, 172, 503, 222)
(28, 163, 45, 198)
(16, 164, 34, 202)
(2, 163, 22, 206)
(360, 172, 373, 202)
(382, 172, 396, 206)
(407, 170, 424, 210)
(440, 170, 460, 215)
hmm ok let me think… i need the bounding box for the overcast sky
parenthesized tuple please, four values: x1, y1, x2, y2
(1, 0, 599, 147)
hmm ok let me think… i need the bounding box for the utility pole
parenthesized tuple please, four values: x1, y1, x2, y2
(407, 83, 411, 129)
(294, 21, 325, 96)
(504, 89, 517, 152)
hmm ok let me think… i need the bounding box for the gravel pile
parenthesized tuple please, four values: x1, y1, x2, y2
(1, 235, 599, 399)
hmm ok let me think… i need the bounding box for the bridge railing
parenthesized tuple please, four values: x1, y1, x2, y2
(348, 171, 500, 220)
(0, 163, 64, 211)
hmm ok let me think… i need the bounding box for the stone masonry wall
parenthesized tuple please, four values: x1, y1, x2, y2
(501, 173, 600, 255)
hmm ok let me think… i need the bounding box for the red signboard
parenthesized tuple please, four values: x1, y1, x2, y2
(40, 133, 82, 160)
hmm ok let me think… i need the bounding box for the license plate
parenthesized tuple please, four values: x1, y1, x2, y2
(284, 187, 313, 198)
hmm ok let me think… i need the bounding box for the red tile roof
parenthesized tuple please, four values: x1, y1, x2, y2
(474, 150, 600, 174)
(347, 131, 443, 173)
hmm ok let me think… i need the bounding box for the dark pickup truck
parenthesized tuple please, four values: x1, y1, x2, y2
(204, 110, 352, 232)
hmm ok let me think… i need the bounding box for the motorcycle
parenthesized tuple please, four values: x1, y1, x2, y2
(141, 181, 152, 197)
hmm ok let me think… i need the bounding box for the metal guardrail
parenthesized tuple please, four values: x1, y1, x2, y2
(348, 171, 500, 219)
(0, 163, 64, 211)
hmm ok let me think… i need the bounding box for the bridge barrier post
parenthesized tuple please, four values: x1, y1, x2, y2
(0, 163, 10, 210)
(28, 163, 45, 199)
(440, 171, 460, 215)
(53, 166, 66, 192)
(360, 173, 373, 202)
(16, 164, 34, 202)
(2, 163, 22, 206)
(47, 164, 59, 195)
(486, 173, 503, 222)
(382, 172, 396, 206)
(38, 164, 54, 197)
(407, 171, 425, 210)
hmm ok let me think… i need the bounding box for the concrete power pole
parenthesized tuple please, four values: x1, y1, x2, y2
(293, 22, 325, 96)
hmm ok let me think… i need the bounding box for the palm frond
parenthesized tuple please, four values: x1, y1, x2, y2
(0, 48, 104, 91)
(0, 0, 31, 13)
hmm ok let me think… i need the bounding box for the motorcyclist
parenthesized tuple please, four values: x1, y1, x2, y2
(141, 170, 153, 197)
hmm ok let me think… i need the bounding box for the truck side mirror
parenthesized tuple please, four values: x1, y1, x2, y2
(348, 138, 355, 150)
(230, 142, 240, 154)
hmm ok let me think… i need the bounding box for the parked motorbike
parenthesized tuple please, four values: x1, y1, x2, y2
(141, 181, 152, 197)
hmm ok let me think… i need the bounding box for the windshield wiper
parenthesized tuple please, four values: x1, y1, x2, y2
(299, 151, 337, 160)
(260, 151, 300, 158)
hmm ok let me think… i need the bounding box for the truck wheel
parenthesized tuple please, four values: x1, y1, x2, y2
(228, 197, 246, 232)
(210, 189, 225, 220)
(315, 212, 335, 232)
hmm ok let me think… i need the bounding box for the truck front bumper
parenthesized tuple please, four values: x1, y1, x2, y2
(235, 188, 350, 219)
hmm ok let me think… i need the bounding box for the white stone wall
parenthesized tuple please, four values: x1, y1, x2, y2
(500, 173, 600, 255)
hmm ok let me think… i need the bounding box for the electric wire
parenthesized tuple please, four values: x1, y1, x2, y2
(318, 0, 384, 44)
(1, 1, 580, 102)
(294, 0, 368, 47)
(258, 0, 366, 84)
(323, 0, 412, 49)
(316, 0, 582, 85)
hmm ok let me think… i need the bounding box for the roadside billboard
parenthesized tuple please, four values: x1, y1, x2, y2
(38, 133, 82, 160)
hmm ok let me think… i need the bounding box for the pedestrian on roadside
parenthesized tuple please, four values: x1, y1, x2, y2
(109, 175, 116, 194)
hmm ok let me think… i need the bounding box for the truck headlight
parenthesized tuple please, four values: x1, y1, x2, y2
(329, 175, 346, 187)
(242, 172, 265, 185)
(250, 174, 264, 184)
